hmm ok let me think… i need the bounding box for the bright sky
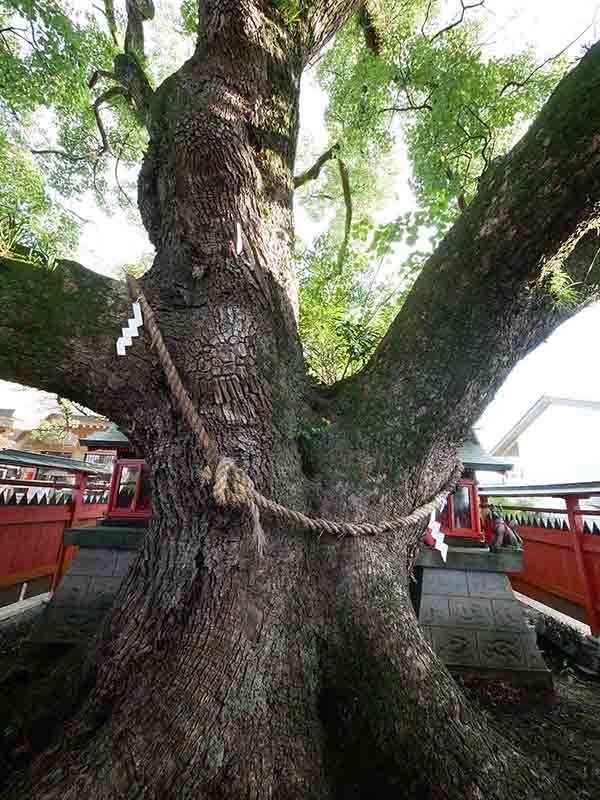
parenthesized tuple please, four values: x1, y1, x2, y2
(2, 0, 600, 448)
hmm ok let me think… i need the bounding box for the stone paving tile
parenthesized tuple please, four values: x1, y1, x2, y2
(476, 630, 527, 668)
(492, 598, 527, 630)
(67, 548, 118, 577)
(466, 571, 511, 598)
(419, 596, 451, 626)
(52, 575, 91, 607)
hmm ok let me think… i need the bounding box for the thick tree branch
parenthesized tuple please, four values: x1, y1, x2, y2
(294, 143, 340, 188)
(125, 0, 155, 58)
(358, 4, 383, 55)
(336, 158, 352, 271)
(0, 253, 152, 423)
(429, 0, 485, 43)
(335, 39, 600, 472)
(89, 3, 155, 133)
(113, 53, 154, 129)
(102, 0, 120, 47)
(304, 0, 362, 61)
(88, 69, 116, 89)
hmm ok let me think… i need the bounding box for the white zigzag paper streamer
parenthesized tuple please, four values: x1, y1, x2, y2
(429, 511, 448, 562)
(116, 302, 143, 356)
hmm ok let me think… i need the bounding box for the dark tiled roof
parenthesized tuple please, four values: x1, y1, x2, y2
(459, 432, 513, 473)
(79, 425, 131, 449)
(0, 409, 15, 416)
(0, 449, 110, 475)
(478, 481, 600, 497)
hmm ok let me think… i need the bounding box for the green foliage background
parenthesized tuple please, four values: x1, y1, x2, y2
(0, 0, 579, 383)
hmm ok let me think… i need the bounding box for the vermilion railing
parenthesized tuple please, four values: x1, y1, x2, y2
(480, 494, 600, 635)
(0, 476, 108, 609)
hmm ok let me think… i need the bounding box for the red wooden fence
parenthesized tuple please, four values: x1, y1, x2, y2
(508, 525, 600, 629)
(481, 494, 600, 635)
(0, 480, 107, 609)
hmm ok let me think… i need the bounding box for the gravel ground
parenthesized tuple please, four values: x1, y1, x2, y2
(478, 660, 600, 798)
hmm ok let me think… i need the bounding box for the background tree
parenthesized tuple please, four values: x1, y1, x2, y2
(1, 1, 599, 798)
(29, 397, 97, 443)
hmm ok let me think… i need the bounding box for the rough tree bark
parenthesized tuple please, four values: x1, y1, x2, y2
(1, 2, 600, 798)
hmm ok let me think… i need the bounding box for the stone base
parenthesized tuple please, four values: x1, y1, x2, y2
(27, 524, 144, 645)
(577, 635, 600, 675)
(534, 613, 600, 677)
(416, 546, 552, 690)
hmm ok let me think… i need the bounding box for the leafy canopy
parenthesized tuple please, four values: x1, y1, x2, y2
(298, 0, 568, 383)
(0, 0, 147, 256)
(0, 1, 577, 381)
(30, 397, 98, 443)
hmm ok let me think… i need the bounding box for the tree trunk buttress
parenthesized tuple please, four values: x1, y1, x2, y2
(316, 534, 565, 800)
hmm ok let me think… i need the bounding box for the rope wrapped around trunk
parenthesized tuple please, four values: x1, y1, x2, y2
(126, 276, 460, 545)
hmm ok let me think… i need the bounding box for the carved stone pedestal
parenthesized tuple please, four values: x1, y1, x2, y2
(415, 546, 552, 689)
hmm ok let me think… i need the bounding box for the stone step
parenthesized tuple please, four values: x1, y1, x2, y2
(27, 527, 142, 645)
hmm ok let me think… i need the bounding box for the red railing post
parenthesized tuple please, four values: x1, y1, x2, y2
(51, 473, 87, 593)
(70, 472, 87, 528)
(566, 495, 600, 635)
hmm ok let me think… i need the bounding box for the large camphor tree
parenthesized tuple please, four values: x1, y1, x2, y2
(1, 1, 600, 797)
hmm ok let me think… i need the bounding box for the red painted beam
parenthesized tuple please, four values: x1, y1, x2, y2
(566, 496, 600, 635)
(0, 479, 75, 489)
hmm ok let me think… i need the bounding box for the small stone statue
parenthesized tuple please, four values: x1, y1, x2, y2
(489, 507, 523, 551)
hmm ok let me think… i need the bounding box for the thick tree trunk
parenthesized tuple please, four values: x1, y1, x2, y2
(27, 458, 329, 799)
(8, 476, 568, 800)
(2, 5, 600, 800)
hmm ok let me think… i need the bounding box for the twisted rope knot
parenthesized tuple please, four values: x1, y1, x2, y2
(213, 458, 266, 555)
(213, 458, 254, 508)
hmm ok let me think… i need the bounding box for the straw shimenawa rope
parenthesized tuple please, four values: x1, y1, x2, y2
(126, 275, 460, 546)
